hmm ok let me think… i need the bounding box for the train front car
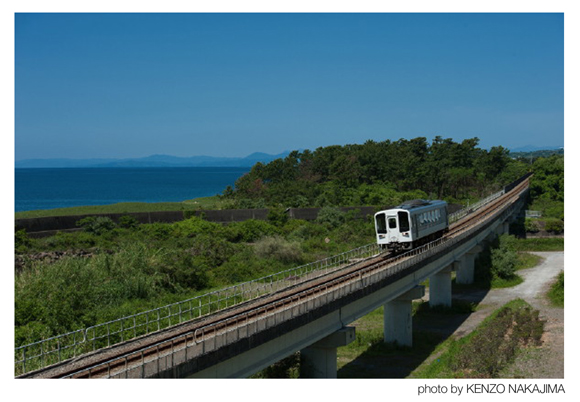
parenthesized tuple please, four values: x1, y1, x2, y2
(374, 200, 449, 252)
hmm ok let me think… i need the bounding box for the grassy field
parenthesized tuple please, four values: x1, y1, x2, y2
(513, 237, 564, 252)
(15, 196, 226, 219)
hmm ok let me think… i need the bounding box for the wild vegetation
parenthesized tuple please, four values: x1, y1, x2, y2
(15, 211, 375, 347)
(524, 154, 564, 234)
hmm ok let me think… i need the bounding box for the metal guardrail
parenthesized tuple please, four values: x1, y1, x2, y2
(70, 182, 529, 378)
(449, 189, 505, 224)
(15, 177, 527, 376)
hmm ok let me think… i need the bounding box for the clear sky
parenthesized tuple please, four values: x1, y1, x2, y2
(15, 12, 564, 160)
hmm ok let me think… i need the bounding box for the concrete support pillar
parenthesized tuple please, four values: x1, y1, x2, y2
(495, 221, 509, 236)
(456, 255, 475, 284)
(384, 286, 425, 347)
(300, 326, 355, 378)
(429, 266, 453, 307)
(456, 245, 482, 285)
(503, 222, 510, 235)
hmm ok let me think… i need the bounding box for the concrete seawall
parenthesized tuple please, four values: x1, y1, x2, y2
(15, 206, 379, 237)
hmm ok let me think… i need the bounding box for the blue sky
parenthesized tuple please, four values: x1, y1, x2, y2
(15, 12, 564, 160)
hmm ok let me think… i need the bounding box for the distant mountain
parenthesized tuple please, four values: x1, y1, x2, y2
(509, 147, 564, 160)
(15, 152, 291, 168)
(14, 158, 119, 168)
(510, 145, 563, 153)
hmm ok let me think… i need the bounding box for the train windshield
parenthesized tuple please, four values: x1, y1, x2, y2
(398, 211, 410, 232)
(375, 213, 387, 234)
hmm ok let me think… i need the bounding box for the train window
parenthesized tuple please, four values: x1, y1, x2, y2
(388, 217, 397, 229)
(375, 213, 387, 234)
(398, 211, 410, 232)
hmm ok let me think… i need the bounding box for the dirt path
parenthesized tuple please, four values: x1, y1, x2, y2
(452, 251, 564, 378)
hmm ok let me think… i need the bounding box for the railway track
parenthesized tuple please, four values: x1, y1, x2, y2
(19, 177, 530, 379)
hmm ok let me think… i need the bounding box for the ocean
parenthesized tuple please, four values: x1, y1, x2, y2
(14, 167, 250, 212)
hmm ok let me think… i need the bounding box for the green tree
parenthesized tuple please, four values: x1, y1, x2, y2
(491, 234, 518, 279)
(530, 154, 564, 202)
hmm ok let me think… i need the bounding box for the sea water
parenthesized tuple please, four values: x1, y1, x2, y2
(15, 167, 250, 212)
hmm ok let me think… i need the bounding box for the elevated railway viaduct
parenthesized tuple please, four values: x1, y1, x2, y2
(17, 175, 530, 378)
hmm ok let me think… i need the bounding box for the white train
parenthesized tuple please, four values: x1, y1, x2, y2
(374, 199, 449, 252)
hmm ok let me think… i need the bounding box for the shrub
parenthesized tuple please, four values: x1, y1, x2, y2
(43, 231, 98, 250)
(213, 248, 264, 284)
(267, 208, 289, 226)
(225, 219, 279, 243)
(288, 221, 327, 241)
(14, 321, 52, 348)
(254, 236, 303, 264)
(316, 206, 345, 229)
(171, 216, 223, 238)
(544, 218, 564, 234)
(15, 229, 32, 253)
(524, 218, 541, 233)
(118, 215, 139, 229)
(76, 216, 116, 235)
(158, 253, 210, 291)
(490, 235, 518, 280)
(188, 234, 237, 267)
(138, 222, 172, 240)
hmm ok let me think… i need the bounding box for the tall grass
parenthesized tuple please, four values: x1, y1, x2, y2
(15, 214, 375, 349)
(15, 243, 193, 346)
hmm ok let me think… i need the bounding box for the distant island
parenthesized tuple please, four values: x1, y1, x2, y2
(15, 151, 292, 168)
(15, 145, 563, 169)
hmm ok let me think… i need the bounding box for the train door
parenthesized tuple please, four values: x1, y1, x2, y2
(375, 212, 388, 247)
(387, 214, 398, 243)
(388, 211, 411, 250)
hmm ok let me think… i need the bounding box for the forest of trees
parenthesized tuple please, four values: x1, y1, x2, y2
(222, 136, 532, 208)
